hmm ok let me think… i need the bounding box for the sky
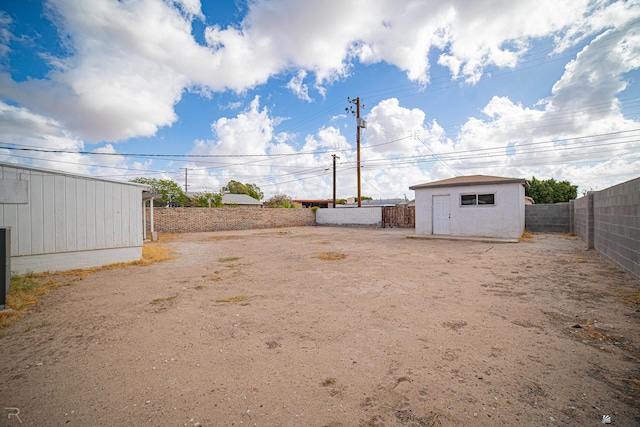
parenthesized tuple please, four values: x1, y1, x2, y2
(0, 0, 639, 201)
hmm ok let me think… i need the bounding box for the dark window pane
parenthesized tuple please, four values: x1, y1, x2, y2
(478, 194, 495, 205)
(461, 195, 476, 205)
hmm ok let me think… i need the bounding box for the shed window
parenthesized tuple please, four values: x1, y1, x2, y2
(461, 194, 477, 205)
(461, 193, 495, 206)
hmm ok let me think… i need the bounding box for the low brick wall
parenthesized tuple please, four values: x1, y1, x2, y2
(525, 203, 570, 232)
(146, 207, 316, 233)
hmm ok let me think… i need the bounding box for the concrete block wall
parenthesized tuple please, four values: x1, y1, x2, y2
(525, 203, 570, 232)
(147, 207, 316, 233)
(592, 178, 639, 280)
(573, 195, 591, 244)
(316, 207, 382, 227)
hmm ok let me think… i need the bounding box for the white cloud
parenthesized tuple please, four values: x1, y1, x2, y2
(285, 70, 312, 102)
(448, 19, 640, 193)
(0, 11, 12, 60)
(0, 101, 91, 173)
(2, 0, 634, 145)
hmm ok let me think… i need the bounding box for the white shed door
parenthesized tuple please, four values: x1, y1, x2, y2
(433, 195, 450, 235)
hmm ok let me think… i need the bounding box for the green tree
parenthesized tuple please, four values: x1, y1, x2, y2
(222, 180, 264, 200)
(526, 176, 578, 204)
(263, 194, 299, 208)
(191, 192, 223, 207)
(131, 177, 189, 206)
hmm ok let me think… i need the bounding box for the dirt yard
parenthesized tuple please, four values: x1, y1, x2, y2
(0, 227, 638, 426)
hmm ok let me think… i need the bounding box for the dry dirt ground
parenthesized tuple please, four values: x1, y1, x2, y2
(0, 227, 639, 427)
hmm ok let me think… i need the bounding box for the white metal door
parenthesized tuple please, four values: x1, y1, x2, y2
(433, 195, 450, 235)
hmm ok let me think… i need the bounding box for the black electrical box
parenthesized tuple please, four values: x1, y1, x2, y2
(0, 227, 10, 310)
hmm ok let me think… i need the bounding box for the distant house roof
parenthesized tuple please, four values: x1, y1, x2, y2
(409, 175, 529, 190)
(339, 198, 407, 207)
(222, 193, 262, 205)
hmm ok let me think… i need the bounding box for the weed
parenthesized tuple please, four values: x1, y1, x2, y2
(150, 296, 176, 305)
(566, 259, 589, 263)
(316, 252, 347, 261)
(218, 256, 240, 262)
(322, 377, 337, 386)
(216, 295, 248, 303)
(518, 231, 534, 242)
(193, 285, 206, 290)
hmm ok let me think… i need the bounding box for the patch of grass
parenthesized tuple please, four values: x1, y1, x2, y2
(216, 295, 249, 303)
(566, 259, 589, 263)
(193, 285, 206, 290)
(0, 274, 63, 329)
(618, 291, 640, 305)
(150, 295, 176, 305)
(0, 242, 176, 330)
(208, 235, 243, 241)
(518, 231, 534, 242)
(315, 252, 347, 261)
(218, 256, 240, 262)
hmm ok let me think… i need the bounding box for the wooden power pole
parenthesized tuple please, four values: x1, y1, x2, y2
(332, 154, 339, 208)
(346, 97, 365, 207)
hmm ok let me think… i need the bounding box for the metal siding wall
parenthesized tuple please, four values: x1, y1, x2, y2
(112, 184, 122, 246)
(121, 184, 131, 246)
(54, 174, 67, 252)
(29, 171, 45, 254)
(104, 182, 114, 248)
(76, 177, 87, 251)
(2, 165, 144, 268)
(42, 174, 56, 253)
(86, 179, 96, 250)
(1, 166, 19, 255)
(65, 177, 77, 251)
(95, 180, 105, 249)
(16, 170, 31, 256)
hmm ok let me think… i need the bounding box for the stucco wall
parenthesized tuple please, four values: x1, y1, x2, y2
(414, 183, 525, 239)
(316, 207, 382, 227)
(147, 207, 316, 233)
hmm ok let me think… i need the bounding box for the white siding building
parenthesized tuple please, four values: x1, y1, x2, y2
(409, 175, 528, 241)
(0, 162, 148, 274)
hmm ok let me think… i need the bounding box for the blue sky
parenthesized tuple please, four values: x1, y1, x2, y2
(1, 0, 639, 200)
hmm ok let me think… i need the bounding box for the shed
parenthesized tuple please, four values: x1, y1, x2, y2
(0, 162, 148, 274)
(409, 175, 528, 240)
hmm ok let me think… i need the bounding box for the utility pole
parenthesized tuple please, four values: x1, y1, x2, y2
(332, 154, 340, 208)
(182, 168, 188, 192)
(346, 97, 366, 207)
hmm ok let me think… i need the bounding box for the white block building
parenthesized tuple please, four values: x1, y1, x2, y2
(409, 175, 528, 240)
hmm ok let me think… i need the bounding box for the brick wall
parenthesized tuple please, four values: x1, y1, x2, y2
(525, 203, 570, 232)
(146, 207, 316, 233)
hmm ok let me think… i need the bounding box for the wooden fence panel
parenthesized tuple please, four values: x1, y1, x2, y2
(382, 206, 415, 228)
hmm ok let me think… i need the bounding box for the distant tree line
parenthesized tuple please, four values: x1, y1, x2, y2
(131, 178, 263, 207)
(526, 176, 578, 204)
(131, 178, 306, 208)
